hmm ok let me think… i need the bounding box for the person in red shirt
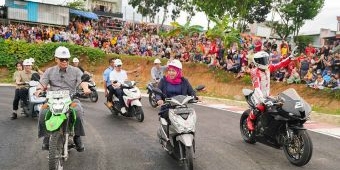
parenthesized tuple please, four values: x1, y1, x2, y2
(254, 38, 262, 53)
(305, 43, 316, 57)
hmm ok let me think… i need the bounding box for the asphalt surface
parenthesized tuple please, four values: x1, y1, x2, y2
(0, 86, 339, 170)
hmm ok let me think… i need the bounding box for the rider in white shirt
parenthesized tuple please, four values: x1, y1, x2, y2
(109, 59, 128, 113)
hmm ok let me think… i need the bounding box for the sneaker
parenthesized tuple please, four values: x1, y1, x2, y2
(120, 107, 127, 114)
(74, 136, 85, 152)
(42, 136, 49, 150)
(104, 101, 113, 108)
(11, 112, 17, 120)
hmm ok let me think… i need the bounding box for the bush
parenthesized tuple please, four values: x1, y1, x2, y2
(0, 40, 105, 72)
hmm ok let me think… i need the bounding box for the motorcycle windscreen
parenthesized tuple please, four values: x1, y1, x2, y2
(279, 88, 312, 116)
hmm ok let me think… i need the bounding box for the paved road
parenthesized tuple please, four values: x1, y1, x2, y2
(0, 86, 339, 170)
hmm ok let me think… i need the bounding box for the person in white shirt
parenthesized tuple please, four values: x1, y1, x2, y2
(109, 59, 128, 113)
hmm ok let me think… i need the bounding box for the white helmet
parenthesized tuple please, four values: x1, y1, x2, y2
(55, 46, 71, 58)
(168, 59, 182, 69)
(28, 57, 35, 63)
(114, 59, 123, 66)
(23, 59, 33, 66)
(73, 57, 79, 63)
(154, 58, 161, 64)
(253, 51, 270, 70)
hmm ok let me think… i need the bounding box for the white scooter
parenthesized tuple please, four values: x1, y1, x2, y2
(153, 87, 203, 170)
(22, 73, 46, 117)
(105, 80, 144, 122)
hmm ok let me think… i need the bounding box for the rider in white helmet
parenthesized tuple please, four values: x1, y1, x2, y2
(35, 46, 91, 152)
(151, 58, 167, 83)
(108, 59, 129, 113)
(155, 59, 200, 138)
(246, 47, 298, 131)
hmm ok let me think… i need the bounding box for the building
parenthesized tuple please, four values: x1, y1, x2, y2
(84, 0, 123, 18)
(299, 28, 336, 47)
(4, 0, 69, 26)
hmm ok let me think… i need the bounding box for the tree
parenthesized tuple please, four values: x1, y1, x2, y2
(129, 0, 198, 24)
(205, 15, 240, 48)
(66, 0, 85, 10)
(269, 0, 324, 39)
(166, 21, 204, 37)
(194, 0, 272, 32)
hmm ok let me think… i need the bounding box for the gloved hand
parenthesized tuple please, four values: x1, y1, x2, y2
(289, 46, 299, 60)
(264, 100, 274, 107)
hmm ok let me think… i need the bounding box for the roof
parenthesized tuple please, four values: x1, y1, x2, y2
(70, 9, 99, 20)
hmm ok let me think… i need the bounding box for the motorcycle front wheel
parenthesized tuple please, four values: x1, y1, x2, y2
(133, 106, 144, 122)
(240, 109, 256, 144)
(89, 90, 98, 102)
(49, 132, 65, 170)
(148, 92, 158, 108)
(283, 130, 313, 166)
(183, 146, 194, 170)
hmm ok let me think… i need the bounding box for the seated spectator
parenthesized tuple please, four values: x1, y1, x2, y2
(270, 50, 280, 64)
(287, 67, 301, 84)
(309, 74, 325, 89)
(235, 63, 248, 79)
(275, 68, 286, 82)
(303, 67, 314, 84)
(323, 70, 332, 83)
(326, 74, 338, 89)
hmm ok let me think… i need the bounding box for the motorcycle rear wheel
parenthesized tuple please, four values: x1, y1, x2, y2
(89, 90, 98, 102)
(148, 93, 158, 108)
(240, 109, 256, 144)
(49, 132, 65, 170)
(183, 146, 194, 170)
(283, 130, 313, 166)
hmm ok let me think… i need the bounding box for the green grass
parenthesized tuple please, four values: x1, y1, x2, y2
(312, 105, 340, 115)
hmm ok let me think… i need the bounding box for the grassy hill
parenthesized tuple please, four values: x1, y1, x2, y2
(1, 54, 339, 115)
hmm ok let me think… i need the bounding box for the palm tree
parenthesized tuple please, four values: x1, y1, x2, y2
(206, 15, 240, 48)
(166, 21, 204, 37)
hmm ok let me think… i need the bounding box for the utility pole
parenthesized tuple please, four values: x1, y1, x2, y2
(124, 6, 127, 21)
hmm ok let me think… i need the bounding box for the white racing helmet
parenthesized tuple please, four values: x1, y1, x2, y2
(167, 59, 182, 69)
(253, 51, 270, 70)
(73, 57, 79, 63)
(55, 46, 71, 58)
(154, 58, 161, 64)
(23, 59, 33, 66)
(114, 59, 123, 66)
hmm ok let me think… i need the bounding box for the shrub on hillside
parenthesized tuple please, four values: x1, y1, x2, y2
(0, 40, 105, 71)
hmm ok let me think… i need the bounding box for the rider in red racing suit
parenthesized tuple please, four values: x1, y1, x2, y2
(247, 47, 298, 131)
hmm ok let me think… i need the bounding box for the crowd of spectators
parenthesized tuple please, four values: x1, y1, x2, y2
(0, 18, 339, 91)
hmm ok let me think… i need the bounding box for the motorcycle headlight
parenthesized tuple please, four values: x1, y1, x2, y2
(50, 102, 68, 115)
(169, 110, 196, 133)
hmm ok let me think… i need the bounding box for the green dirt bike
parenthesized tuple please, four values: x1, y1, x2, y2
(45, 90, 79, 170)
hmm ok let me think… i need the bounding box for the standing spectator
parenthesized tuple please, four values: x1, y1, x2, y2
(305, 43, 316, 57)
(270, 50, 280, 64)
(299, 54, 310, 79)
(271, 39, 278, 51)
(254, 38, 262, 53)
(280, 40, 289, 57)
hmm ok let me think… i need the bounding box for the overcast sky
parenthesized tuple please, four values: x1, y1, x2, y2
(1, 0, 339, 34)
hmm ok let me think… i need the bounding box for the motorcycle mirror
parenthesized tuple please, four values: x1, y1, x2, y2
(152, 88, 165, 97)
(195, 85, 205, 91)
(81, 74, 91, 82)
(31, 73, 40, 81)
